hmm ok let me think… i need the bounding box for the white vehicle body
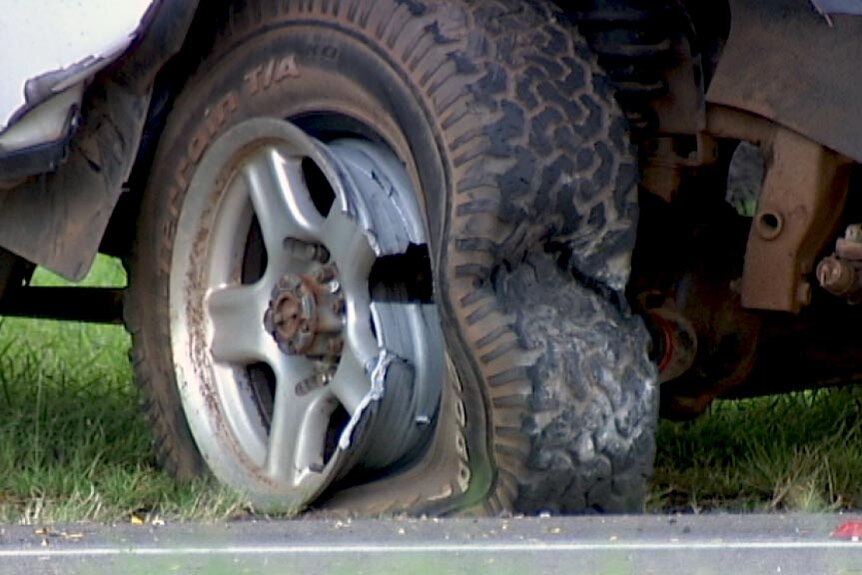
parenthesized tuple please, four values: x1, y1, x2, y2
(0, 1, 155, 154)
(0, 0, 196, 280)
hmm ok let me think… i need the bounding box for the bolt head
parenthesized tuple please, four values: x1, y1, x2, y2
(847, 224, 862, 243)
(315, 265, 337, 283)
(328, 338, 344, 355)
(310, 244, 331, 263)
(279, 274, 302, 291)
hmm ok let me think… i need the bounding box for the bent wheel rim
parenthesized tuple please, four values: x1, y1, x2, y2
(169, 118, 443, 509)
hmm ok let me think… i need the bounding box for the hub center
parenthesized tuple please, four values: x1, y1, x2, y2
(264, 262, 346, 360)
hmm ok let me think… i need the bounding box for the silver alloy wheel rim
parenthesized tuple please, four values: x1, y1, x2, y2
(169, 118, 443, 510)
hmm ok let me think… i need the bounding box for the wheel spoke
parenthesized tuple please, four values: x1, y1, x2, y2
(344, 302, 380, 374)
(330, 347, 372, 415)
(266, 357, 335, 484)
(322, 209, 379, 364)
(322, 209, 376, 288)
(242, 146, 323, 251)
(208, 284, 271, 365)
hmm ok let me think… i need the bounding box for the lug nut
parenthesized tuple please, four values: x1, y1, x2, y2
(278, 274, 302, 291)
(331, 299, 346, 315)
(321, 251, 332, 264)
(315, 265, 336, 283)
(311, 244, 331, 263)
(328, 338, 344, 355)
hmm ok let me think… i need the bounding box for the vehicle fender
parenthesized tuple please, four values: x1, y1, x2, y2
(0, 0, 199, 280)
(0, 1, 158, 135)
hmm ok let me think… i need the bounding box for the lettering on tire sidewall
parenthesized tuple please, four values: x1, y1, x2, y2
(170, 49, 314, 200)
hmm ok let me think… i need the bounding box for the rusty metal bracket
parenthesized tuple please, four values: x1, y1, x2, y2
(708, 0, 862, 165)
(739, 127, 852, 312)
(640, 134, 719, 202)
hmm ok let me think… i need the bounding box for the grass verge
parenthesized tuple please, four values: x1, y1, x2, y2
(0, 257, 245, 524)
(651, 388, 862, 513)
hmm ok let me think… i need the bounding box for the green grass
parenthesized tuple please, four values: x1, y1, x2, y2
(0, 257, 245, 524)
(651, 389, 862, 513)
(3, 256, 862, 521)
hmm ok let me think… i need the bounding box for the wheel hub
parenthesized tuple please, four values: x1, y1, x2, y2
(264, 261, 346, 360)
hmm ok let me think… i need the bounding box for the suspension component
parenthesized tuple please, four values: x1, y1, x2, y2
(639, 293, 698, 383)
(817, 223, 862, 303)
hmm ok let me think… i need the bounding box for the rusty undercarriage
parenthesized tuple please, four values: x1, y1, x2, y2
(585, 0, 862, 418)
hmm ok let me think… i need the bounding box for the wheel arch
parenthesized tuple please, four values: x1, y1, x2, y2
(0, 0, 214, 280)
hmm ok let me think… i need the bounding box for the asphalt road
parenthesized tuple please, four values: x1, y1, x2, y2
(4, 514, 862, 574)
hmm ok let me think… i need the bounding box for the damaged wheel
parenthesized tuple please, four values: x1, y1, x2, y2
(127, 0, 658, 514)
(134, 117, 444, 509)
